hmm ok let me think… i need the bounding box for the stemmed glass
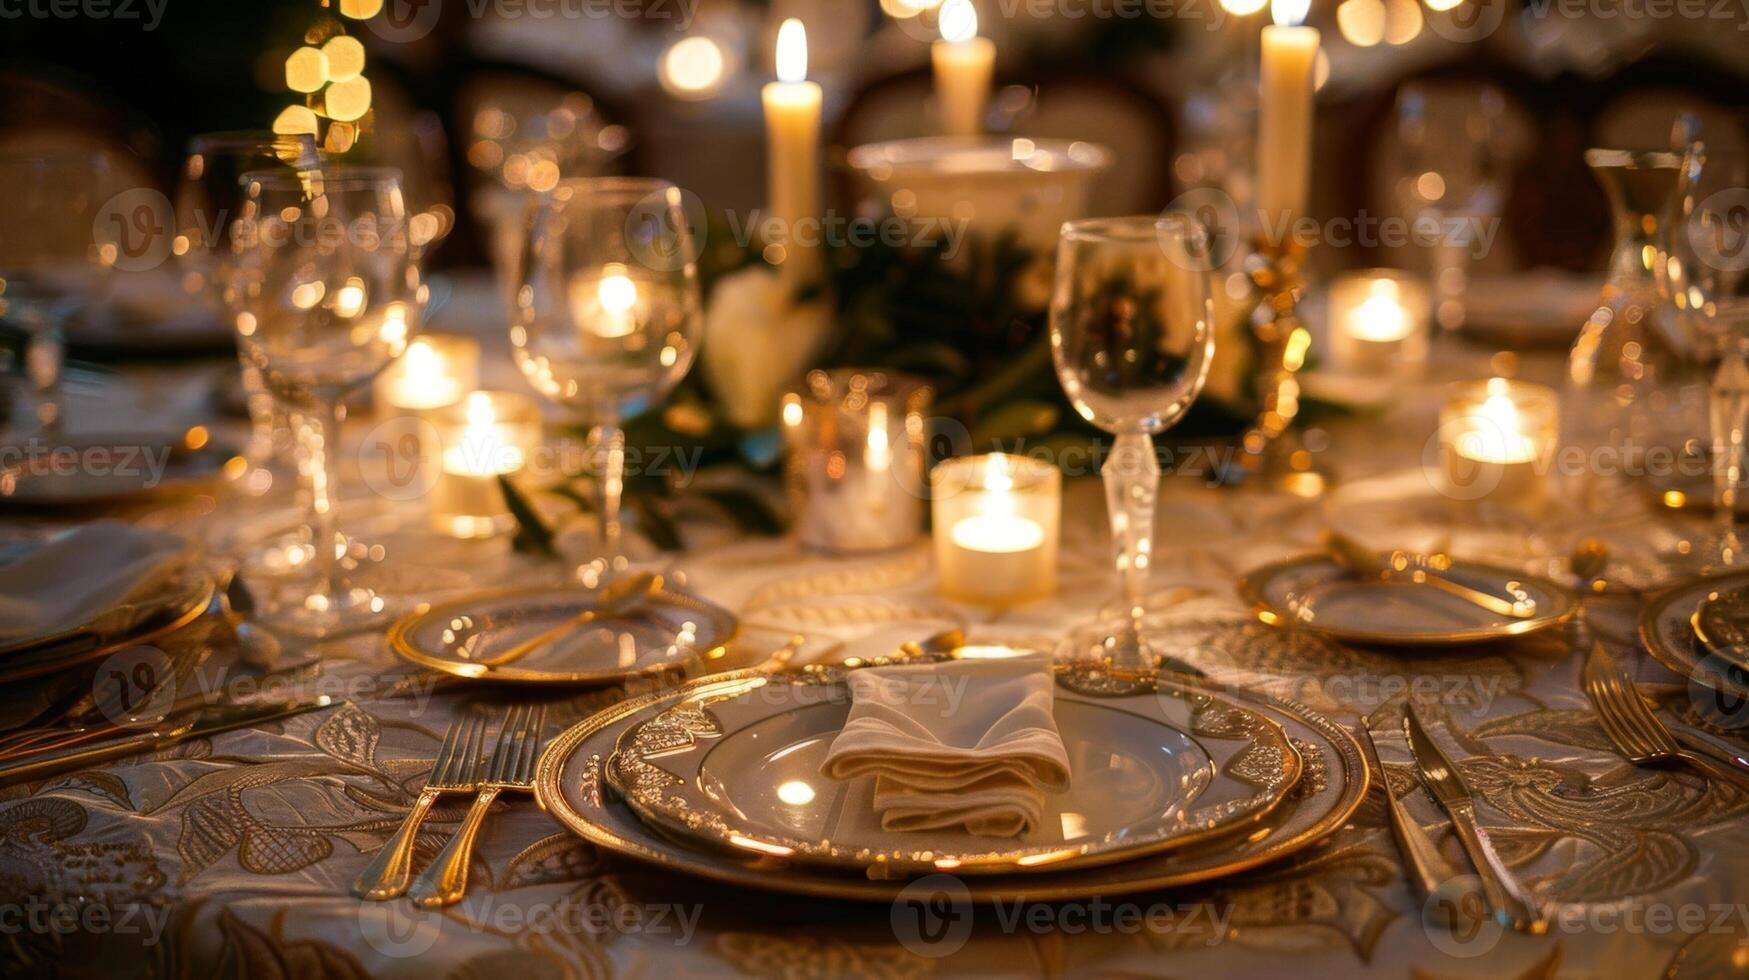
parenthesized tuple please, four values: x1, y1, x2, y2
(1050, 215, 1215, 668)
(176, 131, 320, 494)
(228, 165, 419, 635)
(1658, 141, 1749, 568)
(0, 147, 127, 434)
(510, 177, 701, 582)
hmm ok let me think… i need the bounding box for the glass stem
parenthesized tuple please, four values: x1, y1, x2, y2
(1711, 351, 1749, 565)
(306, 395, 348, 609)
(1103, 432, 1160, 667)
(593, 419, 626, 571)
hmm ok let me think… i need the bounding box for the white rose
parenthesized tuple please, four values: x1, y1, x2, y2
(700, 265, 833, 429)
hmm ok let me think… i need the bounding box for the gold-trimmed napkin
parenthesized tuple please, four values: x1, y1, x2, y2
(819, 654, 1070, 837)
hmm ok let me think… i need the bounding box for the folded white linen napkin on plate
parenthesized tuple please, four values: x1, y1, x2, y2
(819, 653, 1070, 837)
(0, 521, 190, 648)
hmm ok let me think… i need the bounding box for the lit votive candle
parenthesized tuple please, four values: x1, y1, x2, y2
(374, 334, 481, 413)
(1327, 270, 1430, 377)
(782, 369, 932, 554)
(932, 454, 1060, 605)
(429, 390, 543, 538)
(1438, 378, 1558, 504)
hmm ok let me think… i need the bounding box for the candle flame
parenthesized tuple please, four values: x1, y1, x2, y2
(775, 18, 808, 84)
(1272, 0, 1309, 25)
(598, 266, 638, 314)
(983, 453, 1014, 494)
(939, 0, 978, 42)
(403, 338, 438, 376)
(465, 391, 497, 427)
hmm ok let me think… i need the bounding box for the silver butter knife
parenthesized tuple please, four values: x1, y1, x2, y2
(1360, 724, 1465, 917)
(1402, 704, 1545, 932)
(0, 696, 341, 786)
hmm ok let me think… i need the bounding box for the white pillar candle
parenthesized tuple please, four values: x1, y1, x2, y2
(373, 334, 481, 414)
(931, 0, 994, 139)
(1256, 0, 1319, 229)
(762, 18, 822, 286)
(933, 454, 1060, 605)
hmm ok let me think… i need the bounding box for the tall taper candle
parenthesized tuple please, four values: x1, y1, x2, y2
(762, 18, 822, 285)
(931, 0, 994, 138)
(1256, 0, 1319, 229)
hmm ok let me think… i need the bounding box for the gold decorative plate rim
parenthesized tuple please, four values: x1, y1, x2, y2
(601, 661, 1302, 876)
(1640, 570, 1749, 701)
(387, 584, 739, 686)
(1238, 553, 1579, 647)
(534, 666, 1369, 902)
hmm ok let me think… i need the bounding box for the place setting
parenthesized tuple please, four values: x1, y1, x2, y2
(8, 3, 1749, 978)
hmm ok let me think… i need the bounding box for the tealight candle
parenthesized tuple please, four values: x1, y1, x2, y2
(782, 369, 932, 554)
(374, 334, 481, 414)
(1326, 270, 1430, 377)
(932, 454, 1060, 605)
(931, 0, 995, 138)
(428, 390, 543, 538)
(1438, 378, 1558, 505)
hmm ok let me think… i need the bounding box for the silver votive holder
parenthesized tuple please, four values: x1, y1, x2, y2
(781, 368, 932, 554)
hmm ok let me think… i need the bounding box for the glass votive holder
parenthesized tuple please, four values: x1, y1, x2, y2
(428, 390, 543, 539)
(1326, 270, 1431, 377)
(932, 453, 1061, 606)
(1436, 378, 1559, 505)
(781, 368, 932, 554)
(374, 334, 482, 414)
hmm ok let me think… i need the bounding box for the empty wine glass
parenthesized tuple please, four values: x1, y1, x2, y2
(510, 177, 701, 581)
(1658, 141, 1749, 568)
(0, 146, 128, 434)
(176, 131, 320, 494)
(1050, 214, 1215, 668)
(228, 165, 419, 635)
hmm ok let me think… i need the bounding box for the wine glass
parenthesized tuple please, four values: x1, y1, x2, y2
(0, 146, 128, 434)
(510, 177, 701, 581)
(1657, 141, 1749, 568)
(176, 131, 320, 495)
(228, 165, 419, 635)
(1050, 214, 1215, 668)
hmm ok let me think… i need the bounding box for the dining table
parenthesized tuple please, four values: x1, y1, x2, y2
(3, 273, 1747, 980)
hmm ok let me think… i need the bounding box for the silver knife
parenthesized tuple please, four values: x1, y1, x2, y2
(0, 696, 341, 785)
(1402, 704, 1545, 932)
(1359, 724, 1466, 917)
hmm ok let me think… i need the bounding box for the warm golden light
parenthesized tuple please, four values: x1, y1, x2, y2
(333, 279, 367, 318)
(285, 46, 329, 94)
(324, 76, 372, 122)
(659, 36, 728, 99)
(338, 0, 383, 18)
(776, 780, 816, 806)
(598, 269, 638, 315)
(1272, 0, 1310, 24)
(939, 0, 978, 42)
(323, 36, 366, 82)
(1221, 0, 1269, 14)
(1425, 0, 1462, 10)
(1336, 0, 1385, 45)
(775, 18, 808, 84)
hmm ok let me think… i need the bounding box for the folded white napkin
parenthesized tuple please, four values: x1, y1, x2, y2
(0, 521, 189, 648)
(820, 654, 1070, 837)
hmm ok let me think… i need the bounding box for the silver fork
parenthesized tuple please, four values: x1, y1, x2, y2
(409, 703, 547, 908)
(1581, 638, 1749, 790)
(353, 710, 489, 900)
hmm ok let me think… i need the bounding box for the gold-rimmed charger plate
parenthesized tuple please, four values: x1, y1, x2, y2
(1239, 554, 1577, 647)
(601, 659, 1301, 877)
(0, 565, 215, 684)
(534, 667, 1368, 902)
(1640, 571, 1749, 702)
(387, 584, 739, 685)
